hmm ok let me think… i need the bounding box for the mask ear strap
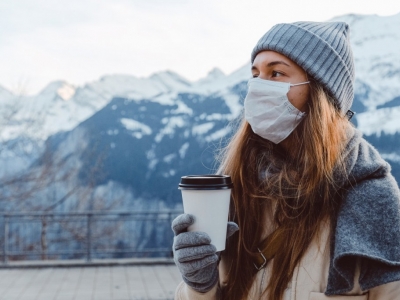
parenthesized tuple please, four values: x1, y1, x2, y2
(290, 81, 310, 87)
(346, 110, 355, 120)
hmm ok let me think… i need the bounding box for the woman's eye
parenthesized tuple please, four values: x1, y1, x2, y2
(272, 71, 283, 77)
(252, 74, 259, 78)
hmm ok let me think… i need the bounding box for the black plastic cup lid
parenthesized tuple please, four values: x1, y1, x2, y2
(179, 175, 233, 190)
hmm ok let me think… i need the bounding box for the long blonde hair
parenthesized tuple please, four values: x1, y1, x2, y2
(218, 78, 351, 300)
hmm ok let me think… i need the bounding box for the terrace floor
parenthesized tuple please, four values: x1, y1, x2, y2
(0, 259, 181, 300)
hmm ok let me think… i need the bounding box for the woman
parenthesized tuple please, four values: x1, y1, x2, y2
(172, 21, 400, 299)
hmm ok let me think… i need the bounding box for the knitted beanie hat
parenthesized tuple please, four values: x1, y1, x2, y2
(251, 21, 355, 117)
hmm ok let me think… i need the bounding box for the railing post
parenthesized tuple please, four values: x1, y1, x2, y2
(41, 216, 48, 260)
(86, 213, 92, 262)
(3, 215, 8, 264)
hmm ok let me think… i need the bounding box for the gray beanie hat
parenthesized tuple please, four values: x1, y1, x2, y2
(251, 21, 355, 116)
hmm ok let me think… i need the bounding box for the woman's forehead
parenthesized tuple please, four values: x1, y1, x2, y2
(252, 50, 308, 74)
(252, 51, 293, 66)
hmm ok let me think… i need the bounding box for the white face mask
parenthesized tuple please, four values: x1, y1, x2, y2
(244, 78, 309, 144)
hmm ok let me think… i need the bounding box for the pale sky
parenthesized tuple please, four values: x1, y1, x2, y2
(1, 0, 400, 95)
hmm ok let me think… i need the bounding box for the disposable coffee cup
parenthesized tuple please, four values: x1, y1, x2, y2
(179, 175, 233, 251)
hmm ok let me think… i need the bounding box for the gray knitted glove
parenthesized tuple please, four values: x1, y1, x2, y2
(172, 213, 239, 293)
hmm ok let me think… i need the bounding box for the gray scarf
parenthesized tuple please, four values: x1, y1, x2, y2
(326, 128, 400, 294)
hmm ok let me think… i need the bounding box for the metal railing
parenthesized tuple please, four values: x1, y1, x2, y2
(0, 210, 182, 263)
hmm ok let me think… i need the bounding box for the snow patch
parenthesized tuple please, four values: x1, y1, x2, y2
(171, 101, 193, 115)
(192, 122, 215, 136)
(179, 142, 189, 159)
(205, 127, 231, 142)
(356, 106, 400, 136)
(146, 147, 159, 170)
(155, 116, 185, 143)
(148, 159, 158, 170)
(120, 118, 152, 136)
(152, 93, 177, 105)
(205, 113, 231, 121)
(163, 154, 176, 163)
(162, 169, 176, 178)
(219, 92, 243, 118)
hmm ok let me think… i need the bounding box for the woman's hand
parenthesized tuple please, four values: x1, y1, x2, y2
(171, 213, 238, 293)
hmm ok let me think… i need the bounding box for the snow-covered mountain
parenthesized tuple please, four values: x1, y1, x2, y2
(50, 91, 235, 203)
(1, 12, 400, 204)
(332, 13, 400, 138)
(0, 68, 248, 143)
(1, 13, 399, 143)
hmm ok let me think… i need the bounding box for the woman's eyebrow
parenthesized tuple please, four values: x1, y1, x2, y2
(251, 61, 291, 71)
(266, 61, 291, 67)
(251, 60, 290, 71)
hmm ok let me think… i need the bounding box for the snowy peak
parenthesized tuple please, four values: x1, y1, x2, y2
(201, 68, 226, 81)
(57, 83, 76, 101)
(193, 68, 226, 87)
(38, 81, 76, 102)
(149, 70, 191, 92)
(191, 63, 250, 95)
(81, 71, 191, 104)
(207, 67, 225, 78)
